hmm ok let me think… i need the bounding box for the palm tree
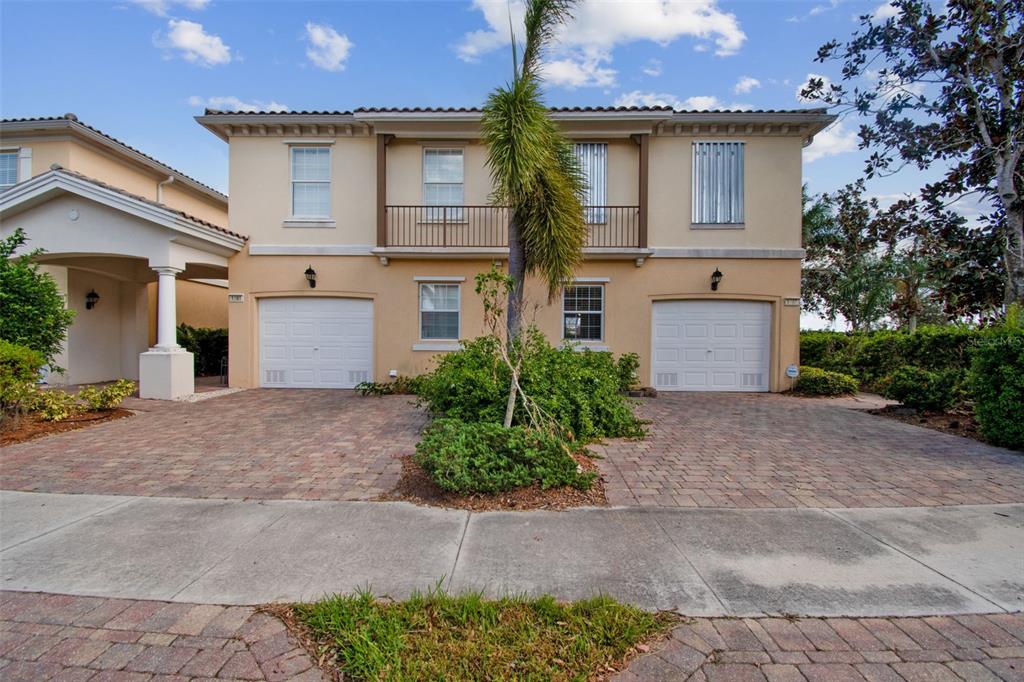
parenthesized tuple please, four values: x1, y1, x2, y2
(480, 0, 587, 341)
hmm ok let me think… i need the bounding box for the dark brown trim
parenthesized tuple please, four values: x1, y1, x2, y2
(376, 134, 393, 247)
(633, 133, 650, 249)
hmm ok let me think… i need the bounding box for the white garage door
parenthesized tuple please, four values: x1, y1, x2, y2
(259, 297, 373, 388)
(652, 300, 770, 392)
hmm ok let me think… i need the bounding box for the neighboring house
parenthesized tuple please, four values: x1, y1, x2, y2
(0, 114, 244, 398)
(197, 106, 833, 393)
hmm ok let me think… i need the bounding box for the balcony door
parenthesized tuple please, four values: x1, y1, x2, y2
(574, 143, 607, 224)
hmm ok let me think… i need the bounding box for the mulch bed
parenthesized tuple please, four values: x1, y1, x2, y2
(382, 450, 608, 511)
(868, 405, 994, 445)
(0, 408, 132, 446)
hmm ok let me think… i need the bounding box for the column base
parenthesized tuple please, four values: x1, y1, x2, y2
(139, 349, 194, 400)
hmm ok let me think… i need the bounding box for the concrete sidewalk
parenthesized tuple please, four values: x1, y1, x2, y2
(1, 491, 1021, 616)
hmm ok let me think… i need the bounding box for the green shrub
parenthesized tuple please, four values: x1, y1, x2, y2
(792, 366, 859, 396)
(0, 340, 44, 421)
(0, 228, 76, 369)
(969, 311, 1024, 449)
(413, 418, 595, 493)
(881, 366, 962, 412)
(78, 379, 136, 411)
(416, 332, 645, 441)
(29, 388, 83, 422)
(615, 352, 640, 392)
(177, 324, 227, 377)
(355, 375, 425, 396)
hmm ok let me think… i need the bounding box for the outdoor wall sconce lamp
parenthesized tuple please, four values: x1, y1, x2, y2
(710, 267, 724, 291)
(304, 266, 317, 289)
(85, 290, 100, 310)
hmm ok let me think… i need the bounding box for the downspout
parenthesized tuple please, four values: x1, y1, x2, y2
(157, 175, 175, 204)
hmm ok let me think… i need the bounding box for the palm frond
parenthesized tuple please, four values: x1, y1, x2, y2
(521, 0, 576, 78)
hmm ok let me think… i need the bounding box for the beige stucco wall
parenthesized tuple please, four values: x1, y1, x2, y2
(226, 252, 801, 392)
(647, 135, 803, 249)
(229, 136, 376, 244)
(65, 269, 147, 385)
(2, 134, 228, 227)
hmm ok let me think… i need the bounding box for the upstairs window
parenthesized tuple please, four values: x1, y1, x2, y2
(574, 143, 607, 224)
(290, 147, 331, 218)
(423, 148, 464, 221)
(419, 283, 460, 339)
(0, 151, 18, 188)
(692, 141, 744, 224)
(563, 285, 604, 341)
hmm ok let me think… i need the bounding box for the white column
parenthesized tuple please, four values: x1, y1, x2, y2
(140, 265, 193, 399)
(153, 266, 181, 350)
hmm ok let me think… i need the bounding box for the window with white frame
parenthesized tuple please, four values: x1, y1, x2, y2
(419, 283, 460, 339)
(0, 151, 18, 188)
(563, 285, 604, 341)
(290, 147, 331, 218)
(574, 143, 607, 224)
(692, 141, 744, 224)
(423, 148, 464, 221)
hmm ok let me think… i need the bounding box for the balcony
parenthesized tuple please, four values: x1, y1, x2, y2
(383, 205, 642, 249)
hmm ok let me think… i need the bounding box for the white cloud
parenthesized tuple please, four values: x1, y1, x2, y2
(613, 91, 751, 111)
(457, 0, 746, 89)
(159, 19, 231, 66)
(788, 0, 841, 22)
(188, 95, 289, 112)
(304, 22, 352, 72)
(803, 120, 858, 162)
(642, 59, 663, 77)
(872, 2, 900, 19)
(734, 76, 760, 94)
(540, 48, 616, 88)
(129, 0, 209, 17)
(796, 72, 833, 102)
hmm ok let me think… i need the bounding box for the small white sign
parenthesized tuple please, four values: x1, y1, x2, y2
(784, 297, 801, 307)
(227, 293, 245, 303)
(786, 364, 799, 378)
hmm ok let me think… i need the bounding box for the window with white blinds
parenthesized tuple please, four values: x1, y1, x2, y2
(692, 141, 744, 224)
(574, 143, 607, 224)
(423, 148, 464, 221)
(0, 151, 18, 188)
(290, 147, 331, 218)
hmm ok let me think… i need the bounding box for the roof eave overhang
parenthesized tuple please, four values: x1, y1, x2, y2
(0, 171, 245, 253)
(0, 119, 228, 206)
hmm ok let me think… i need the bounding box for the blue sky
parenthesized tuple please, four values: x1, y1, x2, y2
(2, 0, 942, 207)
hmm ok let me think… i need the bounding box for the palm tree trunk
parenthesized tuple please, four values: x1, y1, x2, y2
(504, 213, 526, 428)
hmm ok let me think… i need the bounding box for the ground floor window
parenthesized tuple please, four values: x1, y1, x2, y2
(563, 285, 604, 341)
(419, 283, 460, 339)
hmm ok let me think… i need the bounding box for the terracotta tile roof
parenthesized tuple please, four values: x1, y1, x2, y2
(201, 106, 828, 115)
(48, 166, 246, 242)
(0, 114, 227, 202)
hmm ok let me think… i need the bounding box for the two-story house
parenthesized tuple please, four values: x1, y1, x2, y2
(0, 114, 245, 398)
(198, 106, 833, 393)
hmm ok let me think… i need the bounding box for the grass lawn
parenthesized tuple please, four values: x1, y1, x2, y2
(284, 587, 676, 681)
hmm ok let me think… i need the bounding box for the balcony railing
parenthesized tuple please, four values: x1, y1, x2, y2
(384, 205, 640, 249)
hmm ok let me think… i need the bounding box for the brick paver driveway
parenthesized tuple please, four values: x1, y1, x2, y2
(617, 611, 1024, 681)
(0, 591, 323, 681)
(0, 390, 426, 502)
(595, 393, 1024, 509)
(2, 389, 1022, 508)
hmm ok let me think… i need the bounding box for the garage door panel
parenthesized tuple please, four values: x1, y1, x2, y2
(653, 301, 770, 392)
(655, 324, 679, 339)
(259, 298, 373, 389)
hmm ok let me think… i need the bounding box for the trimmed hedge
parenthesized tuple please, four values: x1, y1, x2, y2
(177, 324, 227, 377)
(969, 314, 1024, 449)
(801, 326, 976, 388)
(792, 367, 858, 396)
(0, 340, 44, 420)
